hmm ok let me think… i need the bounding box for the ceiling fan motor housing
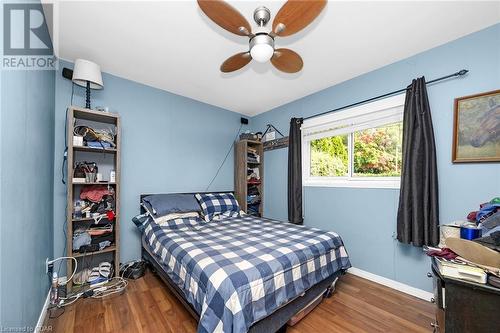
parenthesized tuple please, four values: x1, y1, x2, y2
(253, 6, 271, 26)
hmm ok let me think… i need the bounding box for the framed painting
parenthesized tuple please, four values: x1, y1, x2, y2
(452, 89, 500, 163)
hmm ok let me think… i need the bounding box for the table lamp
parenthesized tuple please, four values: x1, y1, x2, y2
(72, 59, 103, 109)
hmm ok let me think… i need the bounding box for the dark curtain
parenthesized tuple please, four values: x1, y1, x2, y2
(288, 117, 304, 225)
(397, 77, 439, 247)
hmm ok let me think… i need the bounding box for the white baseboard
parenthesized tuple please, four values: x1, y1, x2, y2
(35, 290, 51, 332)
(348, 267, 433, 302)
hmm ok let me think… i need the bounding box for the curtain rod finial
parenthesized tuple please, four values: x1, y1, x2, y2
(458, 69, 469, 76)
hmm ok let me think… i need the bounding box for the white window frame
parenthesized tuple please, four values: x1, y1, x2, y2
(301, 94, 405, 189)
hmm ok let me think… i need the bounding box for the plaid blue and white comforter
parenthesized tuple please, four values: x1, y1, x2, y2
(143, 215, 351, 333)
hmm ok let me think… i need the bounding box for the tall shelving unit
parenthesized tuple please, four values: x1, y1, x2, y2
(66, 106, 120, 291)
(235, 139, 264, 216)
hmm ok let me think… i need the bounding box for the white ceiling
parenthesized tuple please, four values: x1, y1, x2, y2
(45, 1, 500, 116)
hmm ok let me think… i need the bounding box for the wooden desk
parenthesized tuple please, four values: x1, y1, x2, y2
(430, 258, 500, 332)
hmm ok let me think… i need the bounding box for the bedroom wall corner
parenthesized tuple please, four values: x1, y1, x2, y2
(53, 60, 247, 267)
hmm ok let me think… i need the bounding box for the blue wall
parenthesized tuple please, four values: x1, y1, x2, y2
(0, 0, 55, 328)
(0, 66, 55, 329)
(250, 24, 500, 292)
(53, 60, 246, 264)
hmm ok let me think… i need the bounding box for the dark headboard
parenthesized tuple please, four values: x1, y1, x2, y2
(139, 191, 233, 214)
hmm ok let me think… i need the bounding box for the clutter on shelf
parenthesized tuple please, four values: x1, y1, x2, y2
(425, 196, 500, 288)
(247, 184, 261, 216)
(73, 125, 116, 149)
(463, 197, 500, 248)
(239, 131, 262, 141)
(247, 146, 260, 164)
(72, 224, 114, 253)
(73, 161, 113, 184)
(72, 185, 116, 252)
(245, 146, 262, 216)
(73, 161, 98, 183)
(247, 164, 261, 185)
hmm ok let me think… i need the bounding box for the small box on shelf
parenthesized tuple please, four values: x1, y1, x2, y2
(73, 136, 84, 147)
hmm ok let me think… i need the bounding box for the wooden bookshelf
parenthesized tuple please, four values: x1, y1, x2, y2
(66, 106, 121, 290)
(235, 139, 264, 216)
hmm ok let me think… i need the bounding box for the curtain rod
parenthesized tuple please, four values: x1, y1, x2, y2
(303, 69, 469, 121)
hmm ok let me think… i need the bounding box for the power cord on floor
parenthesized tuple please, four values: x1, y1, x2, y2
(51, 259, 132, 308)
(56, 277, 128, 308)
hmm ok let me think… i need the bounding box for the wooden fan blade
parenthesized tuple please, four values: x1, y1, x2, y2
(271, 48, 303, 73)
(272, 0, 327, 37)
(220, 52, 252, 72)
(198, 0, 252, 36)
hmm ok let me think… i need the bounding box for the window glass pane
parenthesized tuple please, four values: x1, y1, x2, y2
(310, 135, 348, 177)
(353, 122, 402, 177)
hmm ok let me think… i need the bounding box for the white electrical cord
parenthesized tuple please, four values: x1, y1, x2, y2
(49, 256, 78, 284)
(57, 277, 128, 307)
(50, 258, 135, 308)
(91, 277, 128, 298)
(58, 293, 83, 307)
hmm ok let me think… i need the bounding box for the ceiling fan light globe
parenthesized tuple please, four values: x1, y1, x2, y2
(249, 34, 274, 63)
(250, 44, 274, 62)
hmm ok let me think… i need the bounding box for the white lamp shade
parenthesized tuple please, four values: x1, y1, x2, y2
(72, 59, 103, 89)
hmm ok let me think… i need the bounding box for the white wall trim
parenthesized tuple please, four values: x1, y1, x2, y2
(348, 267, 433, 302)
(304, 178, 400, 189)
(35, 290, 51, 332)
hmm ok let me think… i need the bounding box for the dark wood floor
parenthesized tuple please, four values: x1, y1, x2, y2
(46, 270, 434, 332)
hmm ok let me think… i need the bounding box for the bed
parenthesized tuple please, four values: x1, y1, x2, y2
(139, 193, 351, 333)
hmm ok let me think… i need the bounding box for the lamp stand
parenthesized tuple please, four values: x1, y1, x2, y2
(85, 81, 91, 109)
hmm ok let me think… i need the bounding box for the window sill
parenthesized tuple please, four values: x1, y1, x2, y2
(303, 179, 400, 189)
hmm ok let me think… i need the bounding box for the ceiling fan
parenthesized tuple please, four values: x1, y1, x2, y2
(197, 0, 327, 73)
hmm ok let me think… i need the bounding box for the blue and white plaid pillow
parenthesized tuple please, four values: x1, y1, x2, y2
(195, 193, 240, 222)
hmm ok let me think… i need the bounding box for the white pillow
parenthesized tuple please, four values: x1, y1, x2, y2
(142, 202, 200, 225)
(211, 211, 241, 221)
(154, 211, 200, 225)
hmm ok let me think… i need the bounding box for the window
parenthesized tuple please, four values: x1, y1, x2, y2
(302, 94, 404, 188)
